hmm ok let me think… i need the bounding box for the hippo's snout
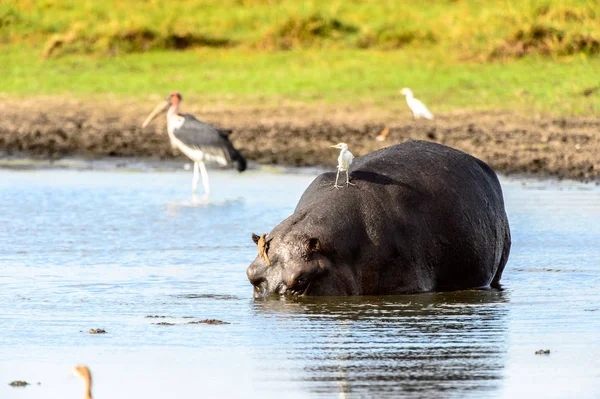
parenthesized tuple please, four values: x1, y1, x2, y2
(246, 262, 265, 287)
(247, 261, 272, 299)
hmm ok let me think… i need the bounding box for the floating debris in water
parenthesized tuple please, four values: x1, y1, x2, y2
(535, 349, 551, 355)
(9, 381, 29, 387)
(188, 319, 230, 325)
(88, 328, 107, 334)
(153, 322, 176, 326)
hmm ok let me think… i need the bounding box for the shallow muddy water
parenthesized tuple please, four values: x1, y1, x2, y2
(0, 165, 599, 398)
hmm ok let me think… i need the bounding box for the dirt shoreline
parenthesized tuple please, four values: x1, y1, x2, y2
(1, 98, 598, 181)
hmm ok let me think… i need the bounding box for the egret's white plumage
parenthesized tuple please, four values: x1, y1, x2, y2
(401, 88, 433, 120)
(330, 142, 355, 189)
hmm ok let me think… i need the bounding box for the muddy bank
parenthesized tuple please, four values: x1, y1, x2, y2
(1, 97, 599, 180)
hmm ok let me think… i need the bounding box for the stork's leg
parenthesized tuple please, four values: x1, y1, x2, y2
(346, 170, 355, 187)
(333, 169, 342, 189)
(192, 162, 200, 193)
(199, 161, 211, 197)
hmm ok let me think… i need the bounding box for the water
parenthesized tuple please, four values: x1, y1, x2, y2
(1, 166, 599, 398)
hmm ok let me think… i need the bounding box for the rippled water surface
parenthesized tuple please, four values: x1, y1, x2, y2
(1, 166, 599, 398)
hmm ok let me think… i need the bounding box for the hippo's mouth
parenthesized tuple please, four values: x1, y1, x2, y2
(253, 281, 269, 299)
(277, 280, 313, 297)
(253, 280, 314, 299)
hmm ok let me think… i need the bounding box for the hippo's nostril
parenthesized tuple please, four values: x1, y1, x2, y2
(247, 265, 265, 287)
(253, 281, 268, 299)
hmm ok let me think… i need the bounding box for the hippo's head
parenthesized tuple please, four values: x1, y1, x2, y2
(246, 176, 373, 298)
(246, 230, 331, 298)
(246, 214, 363, 298)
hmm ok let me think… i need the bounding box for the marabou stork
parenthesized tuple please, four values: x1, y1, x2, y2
(400, 88, 433, 120)
(142, 91, 247, 196)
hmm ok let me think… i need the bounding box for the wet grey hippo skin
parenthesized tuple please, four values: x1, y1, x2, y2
(247, 140, 511, 298)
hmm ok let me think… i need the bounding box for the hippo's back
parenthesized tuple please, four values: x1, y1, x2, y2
(297, 140, 510, 292)
(352, 140, 500, 194)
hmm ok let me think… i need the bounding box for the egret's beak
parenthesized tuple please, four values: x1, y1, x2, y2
(329, 144, 341, 149)
(142, 101, 170, 128)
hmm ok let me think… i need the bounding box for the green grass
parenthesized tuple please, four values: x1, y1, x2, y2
(1, 0, 599, 115)
(3, 0, 598, 57)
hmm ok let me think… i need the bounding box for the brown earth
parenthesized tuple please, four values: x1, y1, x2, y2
(1, 97, 599, 180)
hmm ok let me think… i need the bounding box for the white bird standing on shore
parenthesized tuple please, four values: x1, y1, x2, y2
(401, 88, 433, 120)
(330, 142, 355, 189)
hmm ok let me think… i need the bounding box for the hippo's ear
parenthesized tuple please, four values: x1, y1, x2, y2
(307, 237, 321, 253)
(252, 233, 260, 245)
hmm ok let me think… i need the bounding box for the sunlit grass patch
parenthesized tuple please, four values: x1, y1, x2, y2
(3, 0, 600, 61)
(41, 23, 234, 58)
(256, 13, 358, 50)
(489, 23, 600, 60)
(356, 26, 437, 50)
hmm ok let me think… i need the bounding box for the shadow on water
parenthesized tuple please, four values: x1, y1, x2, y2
(252, 289, 510, 397)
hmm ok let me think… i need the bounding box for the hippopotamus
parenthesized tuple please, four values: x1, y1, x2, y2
(247, 140, 511, 298)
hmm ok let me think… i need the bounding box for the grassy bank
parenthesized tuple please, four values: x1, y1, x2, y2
(1, 0, 599, 114)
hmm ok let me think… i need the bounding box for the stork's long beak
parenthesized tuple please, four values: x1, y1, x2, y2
(142, 101, 169, 128)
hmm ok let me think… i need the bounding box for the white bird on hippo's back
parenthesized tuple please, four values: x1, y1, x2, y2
(330, 142, 355, 189)
(400, 87, 433, 120)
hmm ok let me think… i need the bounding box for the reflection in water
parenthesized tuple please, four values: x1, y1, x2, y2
(166, 196, 245, 215)
(253, 290, 509, 397)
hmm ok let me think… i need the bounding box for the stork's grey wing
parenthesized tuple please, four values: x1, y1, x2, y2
(172, 114, 238, 167)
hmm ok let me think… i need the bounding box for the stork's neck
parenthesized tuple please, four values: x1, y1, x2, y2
(167, 103, 180, 119)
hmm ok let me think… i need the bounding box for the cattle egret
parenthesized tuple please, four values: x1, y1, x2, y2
(330, 142, 354, 189)
(142, 91, 247, 197)
(400, 88, 433, 120)
(73, 365, 93, 399)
